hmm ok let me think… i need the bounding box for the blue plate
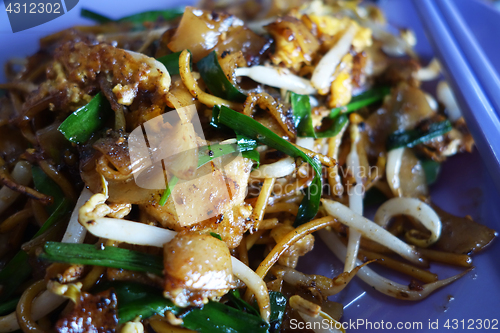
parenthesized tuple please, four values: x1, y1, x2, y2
(0, 0, 498, 331)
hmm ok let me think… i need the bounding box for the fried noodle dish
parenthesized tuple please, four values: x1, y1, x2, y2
(0, 0, 497, 332)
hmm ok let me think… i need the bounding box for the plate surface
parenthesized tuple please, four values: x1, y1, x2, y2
(0, 0, 499, 331)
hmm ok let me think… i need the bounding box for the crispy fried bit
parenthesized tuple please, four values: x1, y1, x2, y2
(45, 263, 85, 284)
(163, 233, 234, 307)
(55, 289, 118, 333)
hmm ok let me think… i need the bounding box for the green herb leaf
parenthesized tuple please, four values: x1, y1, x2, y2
(93, 281, 180, 324)
(213, 106, 322, 226)
(80, 8, 113, 23)
(0, 251, 31, 303)
(32, 166, 64, 214)
(290, 91, 349, 139)
(58, 92, 113, 144)
(291, 92, 316, 138)
(40, 242, 164, 276)
(32, 166, 72, 235)
(315, 114, 349, 139)
(198, 143, 239, 167)
(421, 159, 441, 185)
(198, 51, 247, 102)
(0, 198, 71, 302)
(158, 176, 179, 207)
(81, 7, 184, 24)
(96, 282, 277, 332)
(116, 282, 180, 323)
(227, 289, 260, 317)
(210, 232, 223, 240)
(156, 51, 192, 76)
(210, 104, 231, 131)
(236, 135, 258, 152)
(118, 7, 184, 23)
(268, 291, 287, 333)
(181, 301, 269, 333)
(237, 134, 261, 167)
(363, 187, 388, 207)
(242, 149, 260, 167)
(387, 120, 453, 151)
(0, 297, 19, 316)
(0, 169, 71, 303)
(330, 86, 390, 118)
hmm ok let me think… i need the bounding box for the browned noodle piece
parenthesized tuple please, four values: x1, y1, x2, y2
(291, 143, 336, 167)
(17, 94, 59, 124)
(0, 207, 33, 233)
(418, 247, 472, 268)
(16, 280, 47, 333)
(357, 248, 438, 283)
(237, 237, 250, 267)
(38, 160, 77, 202)
(245, 216, 339, 300)
(243, 92, 296, 138)
(252, 216, 339, 280)
(0, 82, 37, 94)
(31, 199, 49, 227)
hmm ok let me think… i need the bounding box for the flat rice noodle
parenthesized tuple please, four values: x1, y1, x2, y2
(168, 7, 241, 62)
(389, 83, 436, 133)
(214, 26, 271, 66)
(432, 205, 497, 255)
(398, 148, 428, 198)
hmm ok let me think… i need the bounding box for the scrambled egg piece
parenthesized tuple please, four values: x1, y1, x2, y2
(308, 15, 372, 53)
(329, 53, 353, 108)
(266, 16, 320, 72)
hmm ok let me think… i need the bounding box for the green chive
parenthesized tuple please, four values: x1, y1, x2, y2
(80, 8, 113, 23)
(158, 176, 179, 207)
(290, 92, 317, 138)
(0, 169, 71, 303)
(117, 7, 185, 23)
(0, 297, 19, 316)
(387, 120, 453, 150)
(214, 106, 322, 226)
(316, 114, 349, 138)
(156, 50, 192, 76)
(330, 86, 391, 118)
(197, 51, 247, 102)
(40, 242, 164, 276)
(58, 92, 113, 144)
(81, 7, 185, 24)
(94, 281, 286, 332)
(210, 232, 223, 240)
(421, 159, 441, 185)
